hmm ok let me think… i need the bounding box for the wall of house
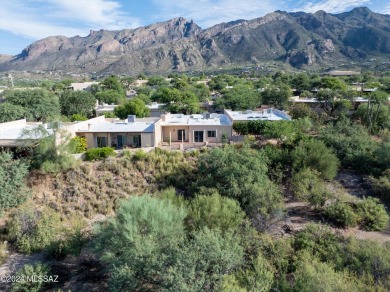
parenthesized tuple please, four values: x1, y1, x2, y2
(162, 126, 190, 143)
(188, 125, 232, 143)
(63, 116, 106, 138)
(141, 133, 153, 147)
(153, 119, 162, 146)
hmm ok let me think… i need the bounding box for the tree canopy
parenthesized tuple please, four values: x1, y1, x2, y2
(60, 91, 96, 118)
(114, 98, 150, 119)
(4, 89, 60, 122)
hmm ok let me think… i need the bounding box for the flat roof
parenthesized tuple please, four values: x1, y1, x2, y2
(161, 113, 232, 126)
(0, 125, 52, 142)
(76, 121, 155, 133)
(224, 109, 291, 121)
(147, 103, 166, 110)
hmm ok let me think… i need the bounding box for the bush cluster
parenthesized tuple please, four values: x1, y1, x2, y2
(85, 147, 115, 161)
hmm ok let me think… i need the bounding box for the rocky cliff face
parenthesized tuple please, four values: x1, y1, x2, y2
(1, 7, 389, 74)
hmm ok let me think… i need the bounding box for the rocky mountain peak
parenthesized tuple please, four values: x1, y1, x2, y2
(1, 8, 389, 74)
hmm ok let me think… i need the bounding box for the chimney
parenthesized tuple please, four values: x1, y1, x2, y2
(128, 115, 136, 123)
(203, 112, 210, 119)
(88, 124, 91, 131)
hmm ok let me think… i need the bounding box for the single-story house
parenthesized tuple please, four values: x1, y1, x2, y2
(147, 102, 166, 117)
(68, 82, 99, 91)
(0, 119, 52, 149)
(75, 115, 162, 149)
(160, 113, 232, 144)
(224, 109, 291, 122)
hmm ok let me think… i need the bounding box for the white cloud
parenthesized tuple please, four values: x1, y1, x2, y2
(384, 4, 390, 14)
(295, 0, 371, 13)
(152, 0, 277, 28)
(0, 0, 141, 40)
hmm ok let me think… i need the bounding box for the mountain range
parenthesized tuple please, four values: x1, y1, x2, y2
(1, 7, 389, 74)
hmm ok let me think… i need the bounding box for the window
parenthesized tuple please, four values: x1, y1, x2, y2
(207, 131, 216, 138)
(194, 131, 204, 142)
(178, 129, 186, 141)
(96, 136, 108, 148)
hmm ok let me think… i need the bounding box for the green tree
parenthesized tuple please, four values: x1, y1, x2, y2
(101, 75, 125, 95)
(321, 77, 348, 90)
(261, 85, 291, 109)
(114, 98, 150, 119)
(216, 85, 261, 110)
(60, 90, 96, 117)
(4, 89, 60, 122)
(316, 89, 351, 118)
(148, 76, 169, 87)
(152, 87, 200, 114)
(0, 152, 29, 213)
(0, 103, 26, 122)
(355, 91, 389, 133)
(95, 89, 125, 105)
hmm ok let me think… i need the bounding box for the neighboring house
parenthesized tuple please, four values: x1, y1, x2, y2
(224, 109, 291, 122)
(321, 70, 360, 77)
(147, 102, 166, 117)
(95, 103, 117, 115)
(68, 82, 99, 91)
(0, 119, 52, 149)
(160, 113, 232, 144)
(75, 115, 162, 149)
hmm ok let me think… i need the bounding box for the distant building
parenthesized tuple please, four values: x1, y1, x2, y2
(68, 82, 99, 91)
(146, 102, 166, 117)
(322, 70, 360, 77)
(95, 103, 117, 115)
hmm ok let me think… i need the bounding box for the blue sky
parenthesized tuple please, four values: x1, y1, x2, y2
(1, 0, 389, 55)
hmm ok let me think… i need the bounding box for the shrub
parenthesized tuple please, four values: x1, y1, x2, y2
(319, 118, 377, 173)
(8, 206, 61, 254)
(0, 242, 8, 265)
(293, 252, 368, 292)
(291, 139, 339, 180)
(11, 263, 51, 292)
(68, 136, 87, 154)
(196, 146, 283, 219)
(0, 152, 29, 213)
(46, 215, 87, 259)
(94, 195, 188, 291)
(290, 168, 332, 208)
(70, 114, 88, 121)
(369, 170, 390, 202)
(356, 197, 389, 231)
(132, 149, 148, 161)
(187, 192, 245, 233)
(324, 202, 359, 228)
(235, 255, 274, 292)
(85, 147, 115, 161)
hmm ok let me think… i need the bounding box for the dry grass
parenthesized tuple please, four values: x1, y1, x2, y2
(27, 148, 197, 221)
